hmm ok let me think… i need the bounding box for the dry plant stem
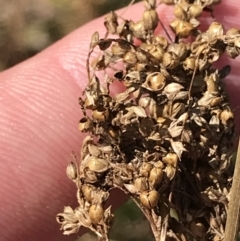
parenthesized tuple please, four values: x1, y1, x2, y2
(224, 138, 240, 241)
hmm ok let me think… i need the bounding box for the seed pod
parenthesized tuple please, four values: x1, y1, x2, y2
(143, 72, 166, 91)
(81, 184, 96, 202)
(183, 57, 195, 71)
(66, 162, 77, 181)
(208, 22, 224, 38)
(164, 165, 176, 180)
(111, 43, 127, 56)
(89, 204, 104, 224)
(170, 19, 194, 38)
(134, 177, 148, 192)
(142, 9, 159, 31)
(92, 108, 109, 121)
(174, 5, 187, 19)
(104, 11, 118, 34)
(220, 109, 234, 126)
(129, 20, 146, 39)
(226, 27, 240, 36)
(162, 153, 178, 167)
(153, 35, 168, 49)
(162, 52, 180, 69)
(86, 156, 108, 173)
(83, 167, 98, 183)
(189, 4, 202, 18)
(123, 51, 138, 65)
(140, 190, 159, 208)
(149, 45, 164, 61)
(149, 167, 163, 187)
(88, 144, 101, 157)
(171, 102, 185, 118)
(78, 117, 93, 132)
(140, 162, 153, 177)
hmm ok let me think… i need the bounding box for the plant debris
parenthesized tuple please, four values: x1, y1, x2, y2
(56, 0, 239, 240)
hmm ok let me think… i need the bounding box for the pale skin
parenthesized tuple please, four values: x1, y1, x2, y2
(0, 2, 240, 241)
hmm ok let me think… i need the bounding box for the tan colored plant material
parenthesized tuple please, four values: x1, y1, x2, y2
(56, 0, 239, 240)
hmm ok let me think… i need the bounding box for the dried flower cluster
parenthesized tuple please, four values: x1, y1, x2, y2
(56, 0, 239, 240)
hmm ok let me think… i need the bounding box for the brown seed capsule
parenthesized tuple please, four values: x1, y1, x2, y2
(189, 4, 202, 18)
(170, 19, 194, 38)
(86, 156, 109, 173)
(81, 184, 96, 202)
(123, 51, 138, 65)
(149, 167, 163, 187)
(220, 109, 234, 126)
(140, 190, 159, 208)
(66, 162, 77, 181)
(92, 108, 109, 122)
(183, 57, 196, 71)
(143, 72, 166, 91)
(111, 43, 127, 56)
(164, 165, 176, 180)
(89, 204, 104, 224)
(162, 52, 180, 69)
(78, 117, 93, 132)
(208, 22, 224, 38)
(129, 20, 146, 39)
(134, 177, 148, 192)
(140, 162, 153, 177)
(149, 45, 164, 61)
(162, 153, 178, 167)
(104, 11, 118, 34)
(226, 27, 240, 36)
(174, 5, 187, 19)
(142, 9, 159, 31)
(153, 35, 168, 49)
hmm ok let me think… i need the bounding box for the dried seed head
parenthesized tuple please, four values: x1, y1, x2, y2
(129, 20, 146, 39)
(142, 9, 159, 31)
(81, 184, 96, 202)
(183, 56, 196, 71)
(149, 45, 165, 61)
(220, 109, 234, 126)
(89, 204, 104, 224)
(83, 168, 98, 183)
(149, 167, 163, 187)
(189, 4, 202, 18)
(162, 153, 178, 167)
(86, 156, 109, 173)
(170, 19, 194, 38)
(173, 5, 187, 19)
(162, 52, 180, 69)
(208, 22, 224, 38)
(104, 11, 118, 34)
(153, 35, 168, 49)
(111, 43, 127, 56)
(123, 51, 138, 65)
(140, 190, 159, 208)
(134, 177, 148, 192)
(78, 117, 93, 132)
(143, 72, 166, 91)
(164, 165, 176, 180)
(139, 162, 153, 177)
(66, 162, 78, 181)
(226, 27, 240, 36)
(92, 108, 109, 122)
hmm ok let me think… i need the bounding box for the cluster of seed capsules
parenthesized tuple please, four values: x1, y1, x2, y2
(57, 0, 240, 240)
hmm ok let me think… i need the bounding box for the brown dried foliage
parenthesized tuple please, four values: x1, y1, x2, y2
(56, 0, 239, 240)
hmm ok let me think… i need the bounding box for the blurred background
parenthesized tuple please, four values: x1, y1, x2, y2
(0, 0, 141, 71)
